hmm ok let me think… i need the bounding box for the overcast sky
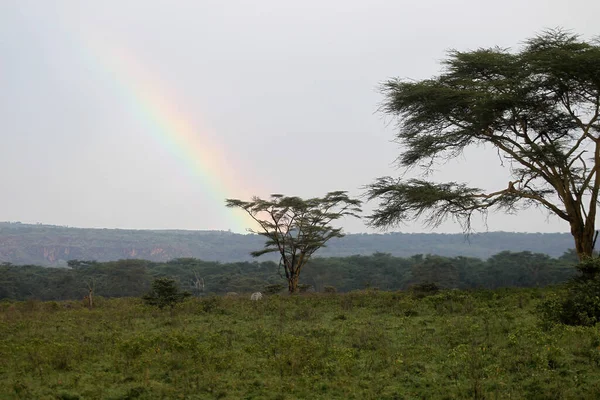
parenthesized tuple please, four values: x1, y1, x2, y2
(1, 0, 599, 234)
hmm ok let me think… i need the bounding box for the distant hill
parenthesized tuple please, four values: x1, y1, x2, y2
(0, 222, 574, 266)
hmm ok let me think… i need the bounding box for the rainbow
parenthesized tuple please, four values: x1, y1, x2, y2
(77, 36, 257, 232)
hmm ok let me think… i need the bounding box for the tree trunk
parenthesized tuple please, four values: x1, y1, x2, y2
(571, 223, 595, 260)
(288, 274, 300, 294)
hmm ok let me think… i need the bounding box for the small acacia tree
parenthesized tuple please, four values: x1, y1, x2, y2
(143, 277, 191, 312)
(226, 191, 362, 293)
(366, 29, 600, 260)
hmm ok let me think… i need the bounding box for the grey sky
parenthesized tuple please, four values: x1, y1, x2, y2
(1, 0, 598, 233)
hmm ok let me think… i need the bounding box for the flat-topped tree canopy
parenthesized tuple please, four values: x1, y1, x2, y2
(366, 29, 600, 259)
(226, 191, 362, 293)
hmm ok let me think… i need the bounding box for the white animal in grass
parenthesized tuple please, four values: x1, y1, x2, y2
(250, 292, 263, 301)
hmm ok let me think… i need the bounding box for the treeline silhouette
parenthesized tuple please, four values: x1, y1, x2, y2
(0, 250, 578, 301)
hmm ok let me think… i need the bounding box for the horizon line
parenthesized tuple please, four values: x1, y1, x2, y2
(0, 221, 571, 235)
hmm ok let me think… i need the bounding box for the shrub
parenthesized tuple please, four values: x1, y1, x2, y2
(142, 278, 190, 310)
(558, 277, 600, 326)
(324, 286, 337, 293)
(298, 284, 312, 293)
(409, 282, 440, 298)
(202, 296, 223, 313)
(539, 257, 600, 326)
(45, 301, 60, 311)
(263, 284, 286, 295)
(575, 256, 600, 280)
(537, 293, 565, 327)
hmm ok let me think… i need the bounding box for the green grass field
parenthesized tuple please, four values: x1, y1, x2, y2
(1, 288, 600, 399)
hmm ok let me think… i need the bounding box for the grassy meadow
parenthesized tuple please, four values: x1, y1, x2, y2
(1, 288, 600, 399)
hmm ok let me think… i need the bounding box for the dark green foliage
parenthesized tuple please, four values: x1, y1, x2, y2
(142, 278, 190, 310)
(226, 192, 362, 292)
(263, 283, 286, 295)
(409, 282, 440, 298)
(575, 256, 600, 279)
(539, 257, 600, 326)
(557, 277, 600, 326)
(485, 251, 570, 289)
(410, 255, 459, 288)
(0, 251, 577, 301)
(367, 29, 600, 258)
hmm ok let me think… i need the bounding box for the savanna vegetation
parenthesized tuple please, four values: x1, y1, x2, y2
(3, 288, 600, 399)
(3, 29, 600, 399)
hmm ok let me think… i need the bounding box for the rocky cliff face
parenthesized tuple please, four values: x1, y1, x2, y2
(33, 245, 181, 264)
(0, 223, 269, 266)
(0, 243, 189, 265)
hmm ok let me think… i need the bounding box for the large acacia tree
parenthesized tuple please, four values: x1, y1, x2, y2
(226, 191, 361, 293)
(366, 30, 600, 259)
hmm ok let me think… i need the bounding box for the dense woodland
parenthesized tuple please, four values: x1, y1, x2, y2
(0, 250, 578, 301)
(0, 222, 574, 266)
